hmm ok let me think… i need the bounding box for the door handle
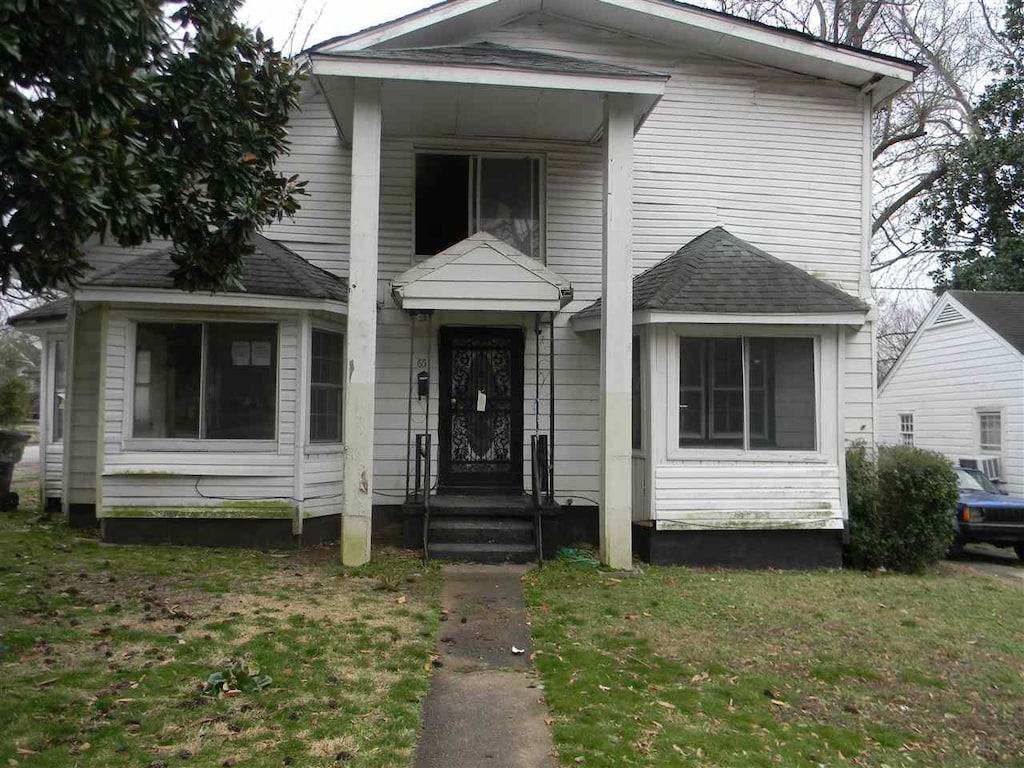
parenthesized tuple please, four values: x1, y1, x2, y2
(450, 398, 457, 410)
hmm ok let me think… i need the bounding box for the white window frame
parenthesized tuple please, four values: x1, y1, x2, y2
(899, 413, 914, 446)
(667, 328, 825, 462)
(49, 337, 67, 444)
(124, 316, 282, 451)
(412, 149, 547, 263)
(978, 409, 1002, 453)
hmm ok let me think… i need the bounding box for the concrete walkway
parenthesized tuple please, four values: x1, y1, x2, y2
(414, 564, 557, 768)
(955, 545, 1024, 585)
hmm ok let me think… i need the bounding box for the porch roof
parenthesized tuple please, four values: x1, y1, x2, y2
(74, 235, 348, 312)
(572, 227, 869, 329)
(7, 297, 70, 328)
(308, 43, 667, 143)
(392, 232, 573, 312)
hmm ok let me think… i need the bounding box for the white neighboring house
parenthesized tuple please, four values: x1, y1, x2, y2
(9, 0, 921, 568)
(878, 291, 1024, 496)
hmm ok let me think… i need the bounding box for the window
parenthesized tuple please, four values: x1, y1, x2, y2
(679, 337, 816, 451)
(899, 414, 914, 446)
(132, 322, 277, 440)
(52, 339, 66, 442)
(415, 153, 542, 259)
(310, 329, 344, 442)
(631, 337, 642, 450)
(979, 411, 1001, 452)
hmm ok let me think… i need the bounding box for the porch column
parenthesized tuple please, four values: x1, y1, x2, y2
(341, 79, 382, 566)
(599, 93, 634, 569)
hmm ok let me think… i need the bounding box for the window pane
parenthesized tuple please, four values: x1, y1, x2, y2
(416, 154, 471, 256)
(478, 157, 540, 258)
(52, 339, 66, 441)
(204, 324, 277, 440)
(679, 339, 705, 444)
(310, 329, 343, 443)
(632, 339, 642, 450)
(709, 339, 743, 446)
(750, 338, 816, 451)
(980, 412, 1001, 450)
(133, 324, 202, 438)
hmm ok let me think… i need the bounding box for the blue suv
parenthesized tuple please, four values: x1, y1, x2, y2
(952, 466, 1024, 559)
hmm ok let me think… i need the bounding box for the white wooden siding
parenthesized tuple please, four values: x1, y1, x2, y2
(67, 306, 101, 505)
(654, 465, 844, 530)
(878, 311, 1024, 496)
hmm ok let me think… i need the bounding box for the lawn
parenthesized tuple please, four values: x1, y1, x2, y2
(525, 559, 1024, 767)
(0, 483, 441, 767)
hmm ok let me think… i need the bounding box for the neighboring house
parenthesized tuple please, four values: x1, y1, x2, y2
(9, 0, 920, 568)
(878, 291, 1024, 496)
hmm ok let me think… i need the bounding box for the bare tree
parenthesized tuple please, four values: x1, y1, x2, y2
(875, 293, 932, 381)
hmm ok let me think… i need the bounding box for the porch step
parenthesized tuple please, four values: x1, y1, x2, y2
(427, 541, 537, 564)
(429, 517, 535, 545)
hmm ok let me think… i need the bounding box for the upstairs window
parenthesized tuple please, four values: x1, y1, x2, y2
(415, 153, 542, 259)
(899, 414, 914, 446)
(979, 411, 1001, 452)
(133, 322, 277, 440)
(679, 337, 816, 451)
(52, 339, 66, 442)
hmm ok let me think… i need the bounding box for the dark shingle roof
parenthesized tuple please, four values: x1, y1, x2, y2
(949, 291, 1024, 354)
(312, 42, 667, 79)
(7, 297, 70, 326)
(574, 227, 868, 320)
(85, 234, 347, 303)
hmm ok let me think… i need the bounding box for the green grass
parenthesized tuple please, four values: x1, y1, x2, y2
(0, 480, 441, 767)
(525, 559, 1024, 767)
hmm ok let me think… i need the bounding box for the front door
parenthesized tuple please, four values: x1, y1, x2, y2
(438, 327, 524, 490)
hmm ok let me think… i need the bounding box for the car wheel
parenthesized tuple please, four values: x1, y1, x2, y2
(0, 491, 18, 512)
(1015, 544, 1024, 561)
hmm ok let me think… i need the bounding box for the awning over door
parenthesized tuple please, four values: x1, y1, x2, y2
(392, 232, 573, 312)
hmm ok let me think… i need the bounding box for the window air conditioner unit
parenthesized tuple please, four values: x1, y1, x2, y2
(958, 456, 1003, 482)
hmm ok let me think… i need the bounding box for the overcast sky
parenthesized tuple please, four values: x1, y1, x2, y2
(239, 0, 436, 53)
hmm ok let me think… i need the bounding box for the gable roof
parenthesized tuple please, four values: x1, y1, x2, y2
(573, 227, 868, 322)
(84, 234, 348, 303)
(313, 42, 666, 79)
(309, 0, 921, 103)
(392, 231, 573, 311)
(948, 291, 1024, 355)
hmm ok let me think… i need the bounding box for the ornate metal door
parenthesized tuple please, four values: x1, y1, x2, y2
(438, 327, 524, 489)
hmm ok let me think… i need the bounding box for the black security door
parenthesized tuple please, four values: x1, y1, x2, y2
(438, 327, 524, 489)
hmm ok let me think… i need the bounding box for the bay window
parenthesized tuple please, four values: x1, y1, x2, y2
(133, 322, 278, 440)
(310, 329, 344, 443)
(679, 336, 816, 451)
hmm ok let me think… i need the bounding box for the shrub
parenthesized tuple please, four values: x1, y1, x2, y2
(846, 443, 958, 573)
(0, 374, 28, 428)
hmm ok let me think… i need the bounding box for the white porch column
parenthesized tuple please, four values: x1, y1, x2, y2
(341, 79, 382, 566)
(599, 93, 634, 569)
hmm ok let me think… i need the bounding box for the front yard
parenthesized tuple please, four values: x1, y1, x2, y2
(525, 559, 1024, 767)
(0, 486, 441, 767)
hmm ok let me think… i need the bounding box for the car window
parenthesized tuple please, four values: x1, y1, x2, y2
(956, 468, 997, 493)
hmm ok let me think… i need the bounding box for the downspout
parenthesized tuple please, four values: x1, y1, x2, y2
(404, 312, 415, 501)
(548, 311, 556, 503)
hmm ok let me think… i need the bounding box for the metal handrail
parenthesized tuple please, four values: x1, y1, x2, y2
(530, 435, 544, 565)
(416, 434, 432, 565)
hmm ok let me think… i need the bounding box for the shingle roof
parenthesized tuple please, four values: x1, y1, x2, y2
(7, 297, 70, 326)
(949, 291, 1024, 354)
(312, 42, 667, 79)
(85, 234, 348, 303)
(574, 227, 868, 320)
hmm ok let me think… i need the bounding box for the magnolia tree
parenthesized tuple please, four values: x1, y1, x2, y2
(0, 0, 307, 295)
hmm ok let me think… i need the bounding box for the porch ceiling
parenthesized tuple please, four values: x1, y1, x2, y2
(310, 43, 667, 143)
(392, 232, 573, 312)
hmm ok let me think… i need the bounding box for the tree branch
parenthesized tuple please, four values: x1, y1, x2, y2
(873, 165, 946, 235)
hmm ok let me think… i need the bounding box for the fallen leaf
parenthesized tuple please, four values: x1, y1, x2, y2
(657, 700, 676, 710)
(544, 717, 554, 726)
(396, 596, 407, 605)
(771, 699, 791, 709)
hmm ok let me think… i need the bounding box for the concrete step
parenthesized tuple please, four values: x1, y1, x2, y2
(429, 517, 534, 545)
(428, 542, 537, 564)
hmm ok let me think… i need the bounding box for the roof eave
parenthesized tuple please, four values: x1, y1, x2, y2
(571, 307, 868, 331)
(75, 287, 348, 315)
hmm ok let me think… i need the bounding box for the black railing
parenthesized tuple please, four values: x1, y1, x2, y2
(530, 435, 547, 565)
(414, 433, 432, 565)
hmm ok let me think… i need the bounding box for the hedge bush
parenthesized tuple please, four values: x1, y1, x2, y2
(846, 442, 959, 573)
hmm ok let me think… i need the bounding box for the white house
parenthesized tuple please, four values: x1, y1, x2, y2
(878, 291, 1024, 496)
(9, 0, 920, 568)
